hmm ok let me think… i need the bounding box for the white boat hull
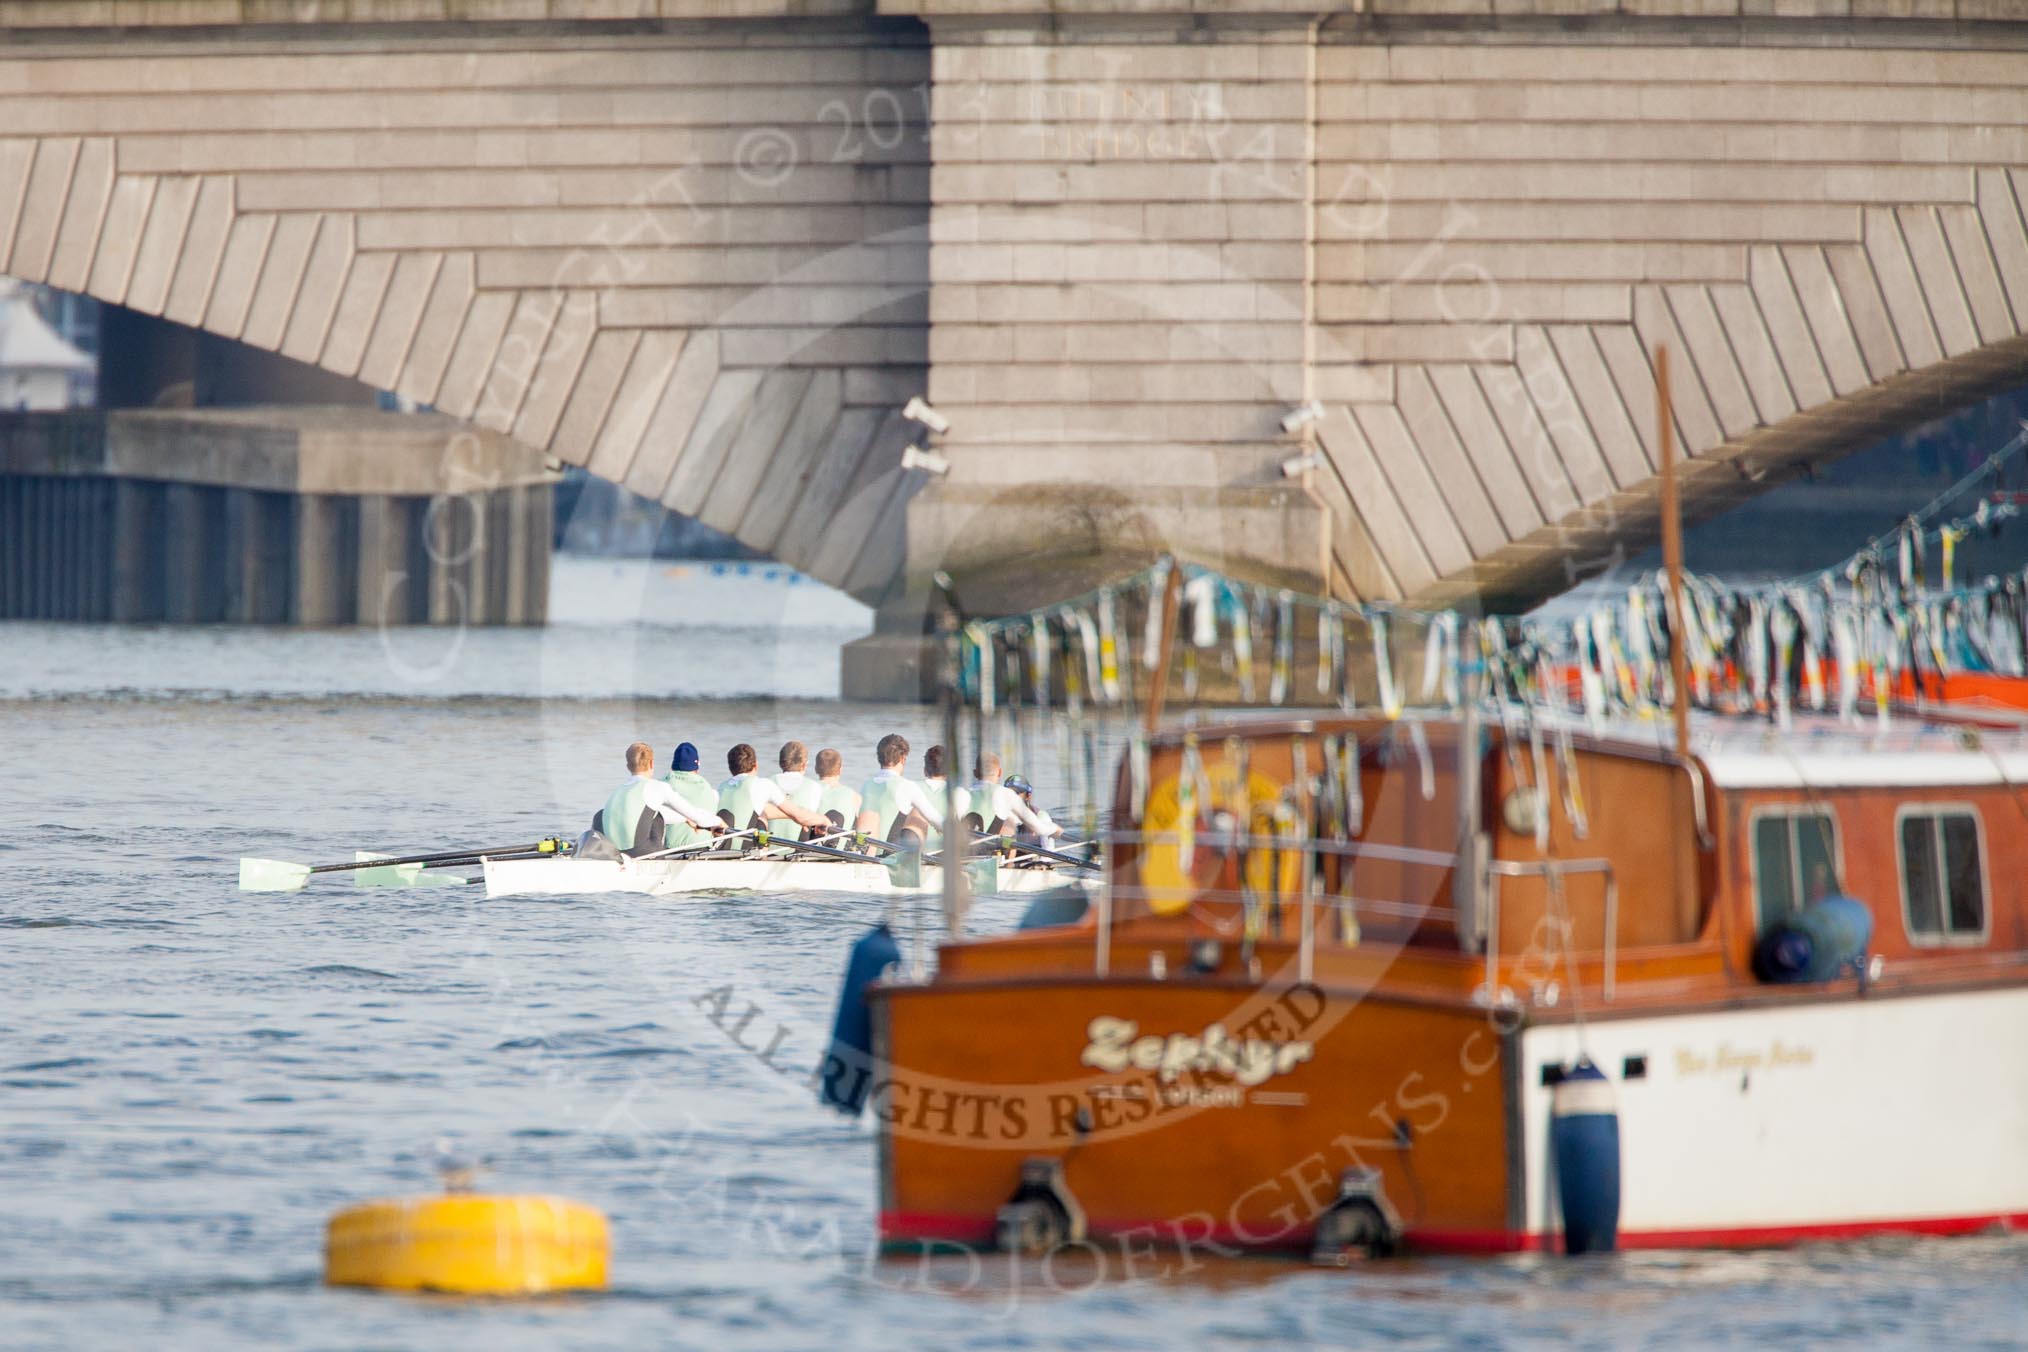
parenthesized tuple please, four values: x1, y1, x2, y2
(482, 853, 1093, 899)
(1520, 984, 2028, 1246)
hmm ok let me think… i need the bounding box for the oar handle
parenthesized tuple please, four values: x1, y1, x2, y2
(845, 830, 904, 857)
(422, 848, 558, 869)
(312, 839, 565, 874)
(752, 829, 858, 852)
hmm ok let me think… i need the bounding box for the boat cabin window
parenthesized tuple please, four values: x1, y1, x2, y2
(1897, 808, 1987, 945)
(1750, 809, 1840, 930)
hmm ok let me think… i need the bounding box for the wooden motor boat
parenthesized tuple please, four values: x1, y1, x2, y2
(842, 709, 2028, 1258)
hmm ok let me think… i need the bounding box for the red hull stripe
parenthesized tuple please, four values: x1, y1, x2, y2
(880, 1210, 2028, 1253)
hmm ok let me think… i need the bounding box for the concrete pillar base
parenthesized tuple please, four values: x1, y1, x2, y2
(841, 482, 1334, 701)
(840, 630, 939, 704)
(898, 480, 1331, 619)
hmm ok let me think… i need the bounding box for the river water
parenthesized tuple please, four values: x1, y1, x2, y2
(1, 558, 2023, 1350)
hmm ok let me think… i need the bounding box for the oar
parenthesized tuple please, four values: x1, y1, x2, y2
(765, 827, 907, 857)
(966, 832, 1101, 871)
(239, 838, 568, 892)
(742, 827, 845, 857)
(746, 831, 931, 888)
(758, 833, 890, 865)
(847, 831, 905, 857)
(750, 829, 864, 855)
(634, 828, 761, 862)
(353, 850, 470, 889)
(760, 828, 905, 858)
(354, 846, 568, 887)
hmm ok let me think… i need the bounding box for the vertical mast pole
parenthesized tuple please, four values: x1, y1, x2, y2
(1142, 559, 1184, 734)
(1657, 345, 1692, 758)
(934, 571, 965, 941)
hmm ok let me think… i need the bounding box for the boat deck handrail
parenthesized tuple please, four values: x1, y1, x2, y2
(1094, 864, 1617, 999)
(1103, 829, 1458, 870)
(1094, 828, 1634, 994)
(1483, 856, 1620, 1004)
(1105, 891, 1459, 984)
(1097, 888, 1454, 924)
(1095, 827, 1473, 982)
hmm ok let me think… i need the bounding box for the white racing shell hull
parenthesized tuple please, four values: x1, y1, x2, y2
(482, 854, 1092, 899)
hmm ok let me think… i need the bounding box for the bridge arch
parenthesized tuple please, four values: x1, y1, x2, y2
(0, 24, 931, 604)
(1288, 35, 2028, 609)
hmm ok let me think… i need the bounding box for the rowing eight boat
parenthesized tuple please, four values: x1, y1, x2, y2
(481, 852, 1092, 899)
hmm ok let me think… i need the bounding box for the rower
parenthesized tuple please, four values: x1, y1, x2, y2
(813, 747, 862, 831)
(718, 742, 829, 844)
(597, 741, 723, 858)
(662, 741, 719, 848)
(774, 741, 826, 820)
(970, 752, 1061, 845)
(918, 744, 972, 853)
(855, 732, 942, 848)
(1002, 775, 1063, 848)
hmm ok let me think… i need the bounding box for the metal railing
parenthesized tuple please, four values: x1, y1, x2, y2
(1092, 829, 1467, 984)
(1027, 823, 1624, 1005)
(1482, 857, 1620, 1003)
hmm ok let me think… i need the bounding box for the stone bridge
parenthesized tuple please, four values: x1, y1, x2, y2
(4, 1, 2028, 642)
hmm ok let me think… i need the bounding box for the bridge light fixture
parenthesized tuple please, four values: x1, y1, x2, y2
(1280, 451, 1321, 479)
(903, 396, 951, 436)
(900, 443, 951, 477)
(1279, 400, 1326, 435)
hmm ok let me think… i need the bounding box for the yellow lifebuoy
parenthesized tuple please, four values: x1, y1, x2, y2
(1140, 766, 1297, 915)
(325, 1194, 609, 1295)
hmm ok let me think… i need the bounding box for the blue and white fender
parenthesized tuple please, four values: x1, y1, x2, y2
(1551, 1057, 1621, 1255)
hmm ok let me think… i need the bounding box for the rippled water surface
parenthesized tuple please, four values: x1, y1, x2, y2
(2, 560, 2023, 1350)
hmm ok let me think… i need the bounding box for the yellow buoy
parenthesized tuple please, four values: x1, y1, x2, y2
(324, 1194, 609, 1295)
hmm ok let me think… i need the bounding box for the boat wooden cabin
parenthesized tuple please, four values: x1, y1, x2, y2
(857, 711, 2028, 1257)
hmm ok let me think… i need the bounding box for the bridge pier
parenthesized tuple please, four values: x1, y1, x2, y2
(843, 479, 1334, 699)
(0, 408, 553, 626)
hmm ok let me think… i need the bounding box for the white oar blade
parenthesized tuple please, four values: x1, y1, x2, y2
(239, 857, 311, 892)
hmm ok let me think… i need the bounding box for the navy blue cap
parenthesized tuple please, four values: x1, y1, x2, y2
(673, 742, 700, 772)
(1004, 774, 1034, 797)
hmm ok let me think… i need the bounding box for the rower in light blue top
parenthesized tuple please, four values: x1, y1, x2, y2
(718, 742, 830, 843)
(855, 732, 942, 848)
(812, 747, 861, 830)
(662, 741, 720, 848)
(772, 741, 827, 818)
(969, 751, 1062, 845)
(599, 740, 724, 857)
(918, 744, 972, 853)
